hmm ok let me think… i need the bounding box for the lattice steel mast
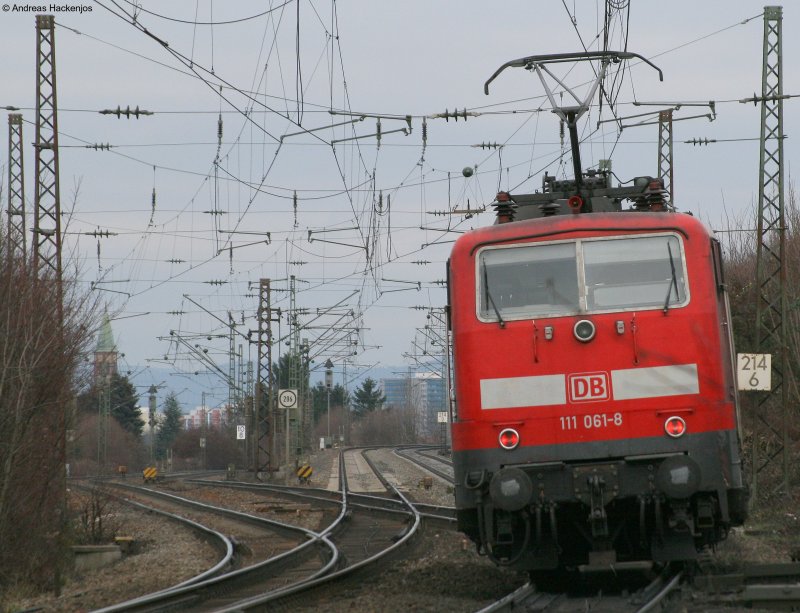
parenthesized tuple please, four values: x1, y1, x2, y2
(657, 109, 674, 203)
(287, 275, 299, 464)
(7, 114, 26, 259)
(33, 15, 62, 281)
(253, 279, 276, 476)
(228, 312, 237, 411)
(751, 5, 788, 498)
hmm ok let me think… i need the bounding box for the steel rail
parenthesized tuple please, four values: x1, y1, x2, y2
(71, 482, 235, 597)
(635, 567, 683, 613)
(476, 562, 683, 612)
(211, 449, 423, 612)
(357, 448, 455, 525)
(89, 481, 340, 612)
(393, 446, 455, 484)
(191, 478, 457, 524)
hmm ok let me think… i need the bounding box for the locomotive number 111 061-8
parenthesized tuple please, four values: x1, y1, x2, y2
(559, 412, 623, 430)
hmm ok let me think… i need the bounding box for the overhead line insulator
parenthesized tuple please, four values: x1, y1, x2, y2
(99, 105, 153, 119)
(84, 229, 117, 237)
(433, 107, 473, 122)
(685, 137, 716, 146)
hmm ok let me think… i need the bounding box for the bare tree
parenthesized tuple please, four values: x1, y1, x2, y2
(350, 406, 418, 445)
(0, 242, 99, 590)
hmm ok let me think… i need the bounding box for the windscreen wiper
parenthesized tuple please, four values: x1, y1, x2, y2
(483, 265, 505, 328)
(663, 242, 679, 314)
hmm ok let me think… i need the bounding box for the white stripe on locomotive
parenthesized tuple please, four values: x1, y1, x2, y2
(480, 363, 699, 409)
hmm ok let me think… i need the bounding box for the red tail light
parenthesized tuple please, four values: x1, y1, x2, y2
(664, 416, 686, 438)
(499, 428, 520, 450)
(567, 195, 584, 212)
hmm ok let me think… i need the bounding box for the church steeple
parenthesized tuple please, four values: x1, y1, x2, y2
(94, 313, 118, 382)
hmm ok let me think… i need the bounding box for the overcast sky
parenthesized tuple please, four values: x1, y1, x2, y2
(1, 1, 797, 407)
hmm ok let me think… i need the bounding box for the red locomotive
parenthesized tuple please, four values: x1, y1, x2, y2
(448, 52, 747, 572)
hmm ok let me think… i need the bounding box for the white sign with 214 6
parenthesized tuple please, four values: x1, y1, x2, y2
(736, 353, 771, 391)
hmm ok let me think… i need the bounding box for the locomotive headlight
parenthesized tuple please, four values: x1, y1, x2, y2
(664, 416, 687, 438)
(498, 428, 520, 450)
(573, 319, 596, 343)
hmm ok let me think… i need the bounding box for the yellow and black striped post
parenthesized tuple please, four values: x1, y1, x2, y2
(296, 464, 313, 484)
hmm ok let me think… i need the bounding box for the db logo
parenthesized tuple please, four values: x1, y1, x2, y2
(568, 372, 610, 403)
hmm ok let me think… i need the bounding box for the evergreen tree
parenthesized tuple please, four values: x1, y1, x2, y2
(271, 351, 310, 392)
(352, 378, 385, 418)
(311, 382, 348, 424)
(109, 373, 142, 437)
(77, 373, 142, 438)
(156, 392, 184, 459)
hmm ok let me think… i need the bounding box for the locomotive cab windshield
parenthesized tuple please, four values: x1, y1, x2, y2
(478, 233, 688, 321)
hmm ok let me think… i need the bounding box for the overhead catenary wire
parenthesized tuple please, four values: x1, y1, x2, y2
(29, 3, 778, 386)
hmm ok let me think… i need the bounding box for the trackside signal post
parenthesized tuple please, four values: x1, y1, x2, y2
(278, 388, 299, 466)
(325, 359, 334, 446)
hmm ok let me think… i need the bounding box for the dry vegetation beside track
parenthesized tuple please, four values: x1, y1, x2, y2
(7, 499, 219, 613)
(714, 490, 800, 569)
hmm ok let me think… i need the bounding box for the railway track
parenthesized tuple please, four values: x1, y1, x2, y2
(478, 560, 800, 611)
(187, 478, 457, 525)
(691, 562, 800, 610)
(206, 449, 424, 611)
(76, 449, 800, 613)
(71, 481, 235, 590)
(393, 445, 454, 484)
(358, 447, 456, 526)
(478, 565, 684, 613)
(88, 449, 427, 611)
(89, 480, 337, 612)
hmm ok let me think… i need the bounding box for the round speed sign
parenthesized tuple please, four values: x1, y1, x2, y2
(278, 389, 298, 409)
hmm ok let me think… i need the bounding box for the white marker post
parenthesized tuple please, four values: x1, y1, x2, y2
(736, 353, 771, 391)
